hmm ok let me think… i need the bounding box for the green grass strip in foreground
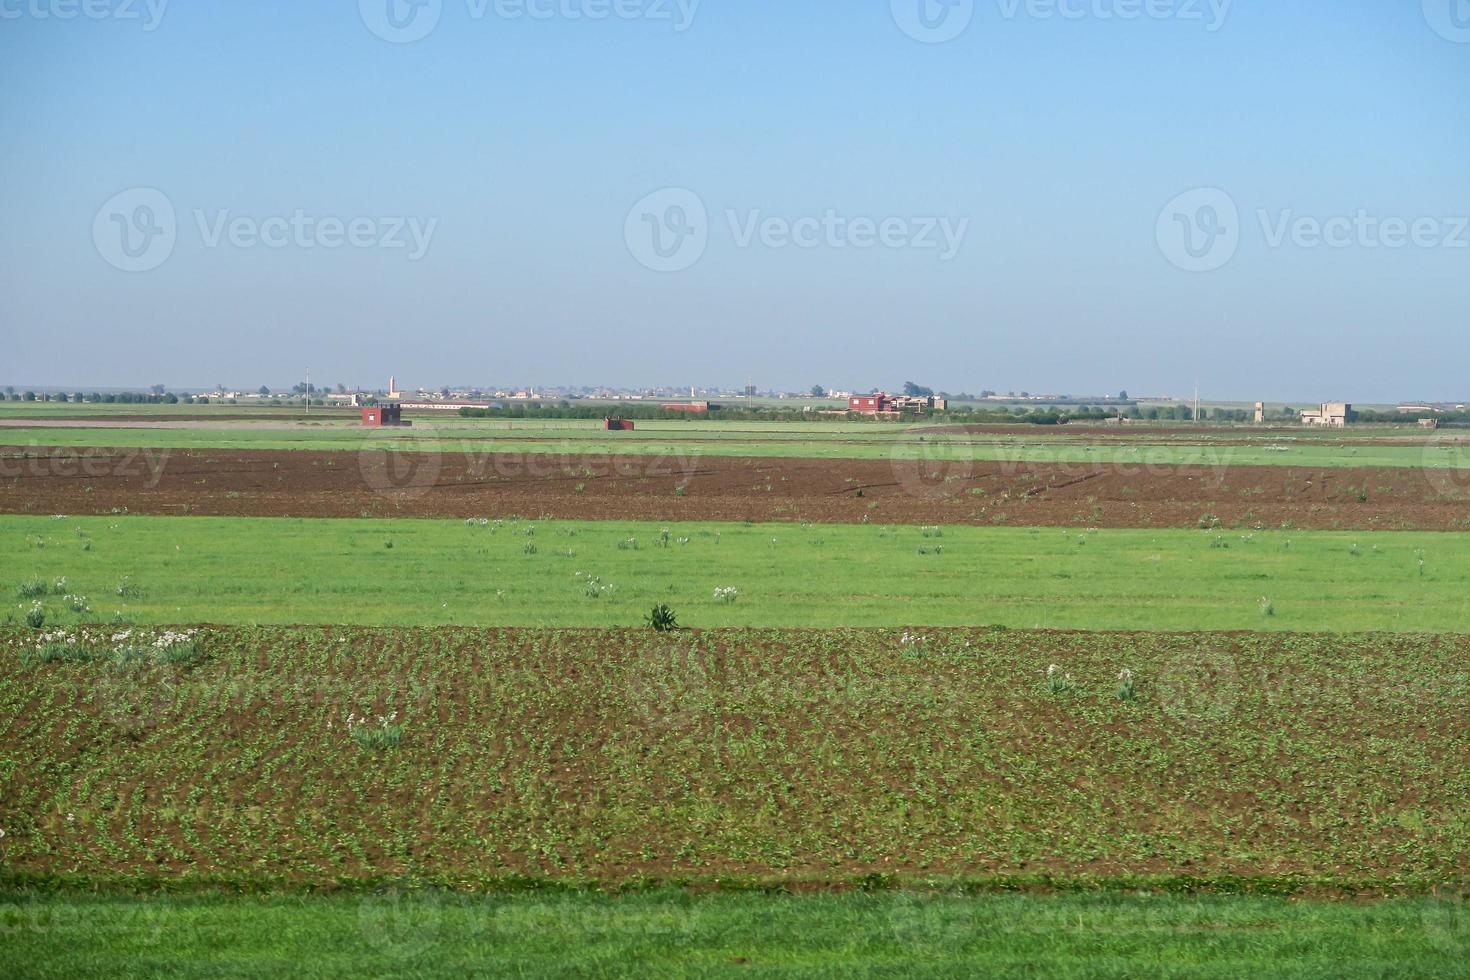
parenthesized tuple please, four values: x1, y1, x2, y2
(6, 515, 1470, 630)
(0, 891, 1465, 979)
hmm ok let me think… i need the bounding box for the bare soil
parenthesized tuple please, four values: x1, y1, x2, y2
(4, 445, 1468, 529)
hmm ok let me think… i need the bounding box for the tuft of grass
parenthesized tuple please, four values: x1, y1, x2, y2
(16, 577, 48, 599)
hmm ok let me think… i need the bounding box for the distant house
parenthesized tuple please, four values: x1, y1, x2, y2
(849, 393, 895, 414)
(1300, 402, 1353, 427)
(849, 392, 941, 415)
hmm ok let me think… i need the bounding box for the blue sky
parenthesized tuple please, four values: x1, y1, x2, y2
(1, 1, 1467, 401)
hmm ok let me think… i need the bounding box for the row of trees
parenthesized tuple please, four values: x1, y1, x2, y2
(3, 389, 179, 404)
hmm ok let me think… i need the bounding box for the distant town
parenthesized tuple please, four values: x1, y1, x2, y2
(3, 378, 1467, 426)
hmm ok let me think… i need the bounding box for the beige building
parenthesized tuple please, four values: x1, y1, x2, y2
(1300, 402, 1353, 427)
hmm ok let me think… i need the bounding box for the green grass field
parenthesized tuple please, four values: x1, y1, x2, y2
(2, 420, 1462, 469)
(2, 890, 1464, 979)
(6, 515, 1468, 631)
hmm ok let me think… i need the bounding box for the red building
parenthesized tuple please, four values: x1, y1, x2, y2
(361, 404, 406, 427)
(603, 418, 635, 431)
(849, 393, 895, 414)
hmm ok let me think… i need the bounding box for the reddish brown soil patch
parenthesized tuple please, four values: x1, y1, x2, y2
(2, 445, 1467, 529)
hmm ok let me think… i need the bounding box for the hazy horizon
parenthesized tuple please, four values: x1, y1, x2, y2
(3, 2, 1467, 401)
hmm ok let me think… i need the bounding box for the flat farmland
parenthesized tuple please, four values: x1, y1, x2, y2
(4, 444, 1470, 530)
(2, 418, 1466, 470)
(3, 626, 1466, 891)
(5, 413, 1468, 974)
(5, 515, 1470, 630)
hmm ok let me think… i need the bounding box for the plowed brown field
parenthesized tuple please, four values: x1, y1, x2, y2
(3, 444, 1467, 529)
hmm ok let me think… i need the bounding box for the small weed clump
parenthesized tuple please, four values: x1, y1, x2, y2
(16, 578, 48, 599)
(581, 574, 613, 599)
(645, 604, 679, 632)
(1116, 669, 1136, 701)
(345, 711, 403, 751)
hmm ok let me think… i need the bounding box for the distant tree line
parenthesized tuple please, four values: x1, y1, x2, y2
(5, 390, 181, 404)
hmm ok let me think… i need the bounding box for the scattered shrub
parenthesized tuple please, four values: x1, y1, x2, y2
(645, 604, 679, 632)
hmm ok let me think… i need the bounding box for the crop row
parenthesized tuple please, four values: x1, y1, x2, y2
(1, 625, 1466, 892)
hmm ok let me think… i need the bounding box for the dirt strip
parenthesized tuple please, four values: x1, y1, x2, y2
(3, 445, 1468, 529)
